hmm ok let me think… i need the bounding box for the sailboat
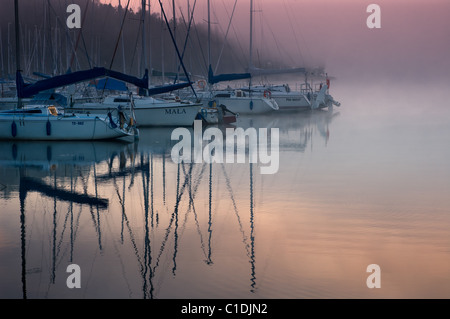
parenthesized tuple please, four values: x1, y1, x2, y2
(181, 0, 279, 116)
(68, 0, 204, 127)
(0, 104, 139, 141)
(243, 0, 340, 111)
(246, 69, 341, 111)
(0, 0, 139, 142)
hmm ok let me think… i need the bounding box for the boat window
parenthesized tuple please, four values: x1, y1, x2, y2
(113, 98, 130, 103)
(1, 108, 43, 114)
(215, 93, 231, 98)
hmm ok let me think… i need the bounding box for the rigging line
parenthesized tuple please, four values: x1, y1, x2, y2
(54, 205, 71, 267)
(82, 246, 99, 299)
(281, 0, 306, 66)
(208, 0, 247, 73)
(264, 14, 294, 67)
(152, 161, 194, 275)
(103, 0, 132, 96)
(113, 176, 125, 243)
(214, 0, 238, 74)
(152, 205, 176, 274)
(45, 0, 80, 72)
(102, 206, 134, 298)
(220, 163, 251, 256)
(79, 170, 100, 237)
(81, 31, 92, 69)
(24, 27, 38, 76)
(286, 0, 313, 65)
(180, 163, 208, 260)
(191, 16, 208, 76)
(69, 0, 90, 70)
(113, 175, 145, 274)
(228, 18, 247, 71)
(173, 0, 197, 84)
(128, 6, 145, 75)
(157, 0, 197, 98)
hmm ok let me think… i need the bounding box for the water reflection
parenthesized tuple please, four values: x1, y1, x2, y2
(0, 109, 340, 299)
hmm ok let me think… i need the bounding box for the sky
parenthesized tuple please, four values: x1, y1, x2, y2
(97, 0, 450, 84)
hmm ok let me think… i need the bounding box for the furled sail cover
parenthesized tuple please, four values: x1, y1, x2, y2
(17, 68, 149, 98)
(208, 65, 251, 85)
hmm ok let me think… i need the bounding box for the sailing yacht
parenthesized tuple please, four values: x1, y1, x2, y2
(0, 0, 139, 142)
(246, 80, 341, 111)
(0, 104, 138, 141)
(180, 0, 280, 116)
(243, 0, 340, 111)
(209, 88, 279, 114)
(64, 0, 204, 128)
(69, 93, 203, 127)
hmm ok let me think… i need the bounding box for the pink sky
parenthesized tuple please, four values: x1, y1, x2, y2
(99, 0, 450, 82)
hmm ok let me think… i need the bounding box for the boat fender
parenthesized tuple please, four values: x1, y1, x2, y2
(249, 100, 254, 110)
(201, 108, 208, 119)
(46, 120, 51, 136)
(11, 121, 17, 137)
(107, 112, 118, 129)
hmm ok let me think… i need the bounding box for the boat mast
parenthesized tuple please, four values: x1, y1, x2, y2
(14, 0, 22, 108)
(141, 0, 147, 77)
(249, 0, 253, 89)
(0, 27, 4, 78)
(119, 0, 126, 74)
(208, 0, 211, 70)
(173, 0, 178, 80)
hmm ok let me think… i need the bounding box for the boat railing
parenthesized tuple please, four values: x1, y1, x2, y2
(300, 82, 314, 94)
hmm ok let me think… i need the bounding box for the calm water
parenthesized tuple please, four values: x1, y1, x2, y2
(1, 82, 450, 299)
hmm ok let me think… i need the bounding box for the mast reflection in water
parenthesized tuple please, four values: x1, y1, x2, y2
(0, 109, 336, 299)
(4, 104, 450, 299)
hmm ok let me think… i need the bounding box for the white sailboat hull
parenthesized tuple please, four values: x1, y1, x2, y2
(212, 97, 279, 114)
(133, 104, 201, 126)
(270, 93, 312, 110)
(71, 96, 202, 127)
(246, 84, 339, 111)
(0, 113, 134, 141)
